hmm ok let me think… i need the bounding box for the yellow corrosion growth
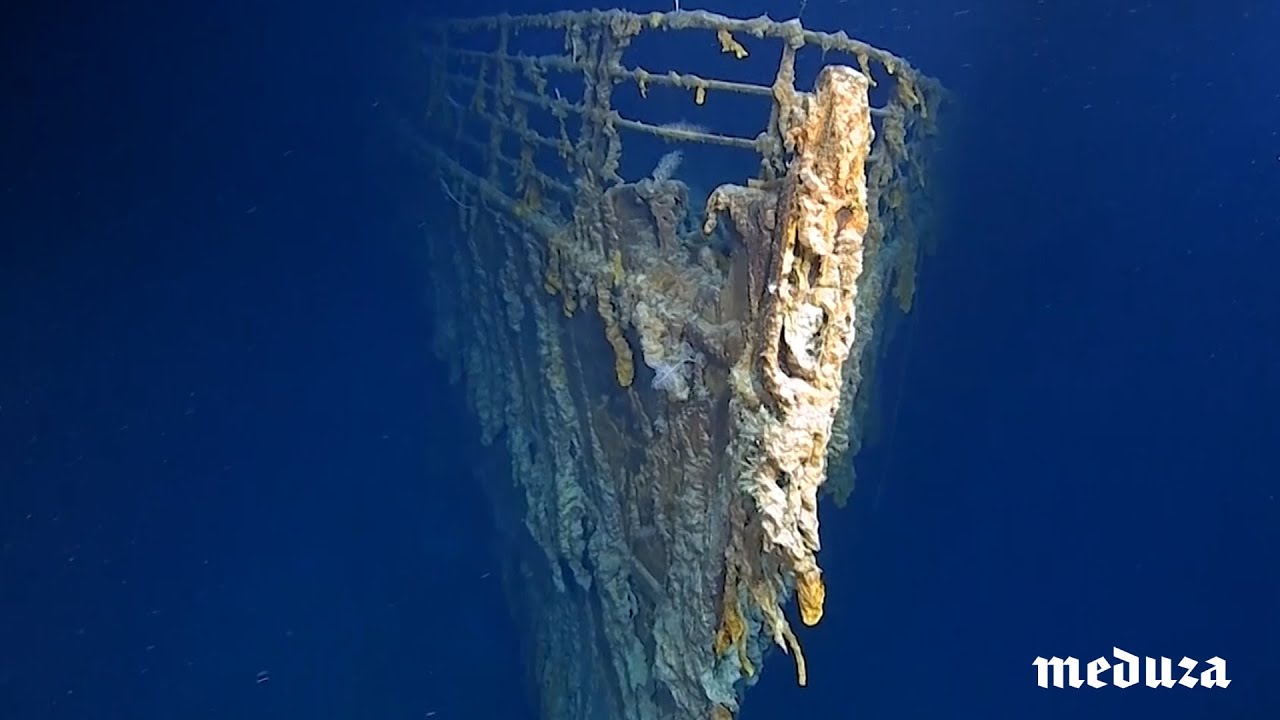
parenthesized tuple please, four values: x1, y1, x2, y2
(713, 587, 754, 677)
(796, 571, 826, 627)
(609, 248, 624, 286)
(695, 85, 706, 105)
(543, 244, 578, 316)
(596, 283, 634, 387)
(782, 622, 807, 687)
(716, 28, 748, 59)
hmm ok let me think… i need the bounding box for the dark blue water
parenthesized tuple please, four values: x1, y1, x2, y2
(2, 1, 1276, 718)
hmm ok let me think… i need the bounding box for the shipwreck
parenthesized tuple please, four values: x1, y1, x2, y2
(406, 8, 943, 719)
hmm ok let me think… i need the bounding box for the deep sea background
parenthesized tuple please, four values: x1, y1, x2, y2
(1, 0, 1276, 718)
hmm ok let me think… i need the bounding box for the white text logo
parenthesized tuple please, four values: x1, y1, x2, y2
(1033, 648, 1231, 688)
